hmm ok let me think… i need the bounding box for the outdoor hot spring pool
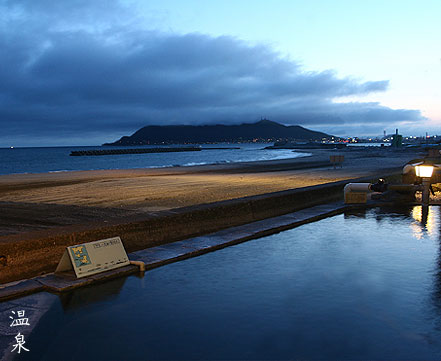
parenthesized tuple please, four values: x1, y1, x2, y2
(10, 206, 441, 360)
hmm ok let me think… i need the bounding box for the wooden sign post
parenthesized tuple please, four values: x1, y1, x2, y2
(55, 237, 130, 278)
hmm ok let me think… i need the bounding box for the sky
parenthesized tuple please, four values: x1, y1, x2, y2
(1, 0, 440, 146)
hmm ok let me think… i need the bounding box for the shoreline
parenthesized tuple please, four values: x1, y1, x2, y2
(0, 150, 313, 177)
(0, 143, 311, 177)
(0, 147, 422, 233)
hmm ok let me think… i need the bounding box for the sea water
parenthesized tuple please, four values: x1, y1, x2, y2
(0, 144, 310, 175)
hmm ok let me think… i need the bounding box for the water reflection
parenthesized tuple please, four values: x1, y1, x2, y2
(59, 277, 127, 312)
(344, 205, 415, 222)
(433, 254, 441, 331)
(411, 206, 440, 239)
(412, 206, 441, 332)
(432, 207, 441, 331)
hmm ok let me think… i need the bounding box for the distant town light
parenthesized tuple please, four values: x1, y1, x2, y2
(415, 165, 434, 178)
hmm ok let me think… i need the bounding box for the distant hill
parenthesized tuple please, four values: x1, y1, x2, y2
(104, 119, 332, 145)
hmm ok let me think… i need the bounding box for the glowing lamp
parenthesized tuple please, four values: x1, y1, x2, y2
(415, 165, 434, 178)
(415, 164, 434, 206)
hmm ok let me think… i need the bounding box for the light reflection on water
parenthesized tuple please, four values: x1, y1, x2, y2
(411, 206, 439, 240)
(20, 206, 441, 360)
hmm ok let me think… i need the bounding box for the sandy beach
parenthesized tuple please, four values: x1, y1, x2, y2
(0, 147, 422, 236)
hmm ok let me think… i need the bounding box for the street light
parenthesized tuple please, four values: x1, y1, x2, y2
(415, 165, 434, 206)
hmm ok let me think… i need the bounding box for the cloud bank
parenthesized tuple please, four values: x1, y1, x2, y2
(0, 0, 424, 145)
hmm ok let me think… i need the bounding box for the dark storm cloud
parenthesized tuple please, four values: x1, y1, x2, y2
(0, 0, 424, 145)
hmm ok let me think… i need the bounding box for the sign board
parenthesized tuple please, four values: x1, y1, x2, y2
(330, 155, 344, 163)
(330, 155, 344, 169)
(55, 237, 130, 278)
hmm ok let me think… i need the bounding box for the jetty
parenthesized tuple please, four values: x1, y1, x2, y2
(70, 147, 202, 156)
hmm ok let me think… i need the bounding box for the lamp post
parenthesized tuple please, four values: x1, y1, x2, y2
(415, 165, 434, 206)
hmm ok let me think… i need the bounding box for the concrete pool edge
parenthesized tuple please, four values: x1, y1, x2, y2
(0, 201, 354, 301)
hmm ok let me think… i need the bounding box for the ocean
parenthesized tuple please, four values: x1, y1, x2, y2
(0, 144, 310, 175)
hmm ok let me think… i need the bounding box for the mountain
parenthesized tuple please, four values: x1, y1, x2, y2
(104, 119, 332, 145)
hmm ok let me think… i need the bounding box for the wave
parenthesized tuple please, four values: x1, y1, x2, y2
(0, 148, 312, 175)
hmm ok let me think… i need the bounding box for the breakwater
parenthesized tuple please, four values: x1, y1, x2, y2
(70, 147, 202, 156)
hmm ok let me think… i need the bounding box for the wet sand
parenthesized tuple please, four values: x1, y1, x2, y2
(0, 147, 422, 236)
